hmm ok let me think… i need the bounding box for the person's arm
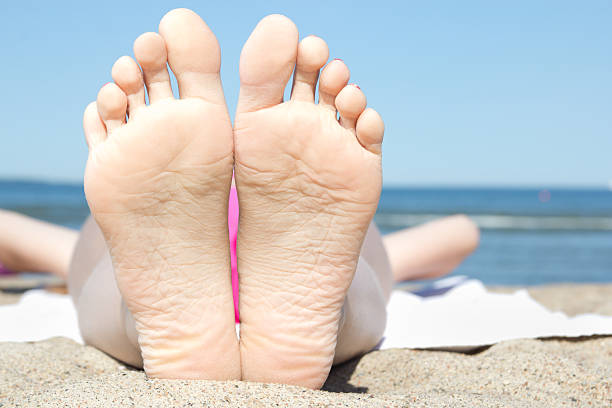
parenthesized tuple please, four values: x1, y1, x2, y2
(383, 214, 480, 282)
(0, 210, 78, 278)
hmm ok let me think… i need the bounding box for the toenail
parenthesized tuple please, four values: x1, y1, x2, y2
(333, 58, 343, 62)
(349, 83, 360, 90)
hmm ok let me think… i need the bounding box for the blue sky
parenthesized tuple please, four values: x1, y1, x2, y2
(0, 1, 610, 187)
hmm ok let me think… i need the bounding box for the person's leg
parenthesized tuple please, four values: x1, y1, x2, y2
(81, 9, 239, 380)
(67, 8, 475, 389)
(69, 215, 477, 377)
(0, 209, 78, 278)
(333, 216, 480, 364)
(68, 215, 142, 367)
(383, 214, 480, 282)
(69, 221, 391, 369)
(333, 222, 391, 365)
(234, 17, 384, 389)
(68, 11, 387, 387)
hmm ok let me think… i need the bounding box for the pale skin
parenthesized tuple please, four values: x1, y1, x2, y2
(0, 9, 480, 388)
(0, 209, 77, 279)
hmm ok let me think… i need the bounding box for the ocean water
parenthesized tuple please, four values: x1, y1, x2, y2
(377, 188, 612, 285)
(1, 181, 611, 285)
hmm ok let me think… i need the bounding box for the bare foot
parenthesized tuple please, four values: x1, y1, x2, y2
(234, 16, 384, 388)
(82, 9, 239, 380)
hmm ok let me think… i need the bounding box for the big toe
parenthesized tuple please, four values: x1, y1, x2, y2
(237, 14, 299, 113)
(158, 8, 225, 104)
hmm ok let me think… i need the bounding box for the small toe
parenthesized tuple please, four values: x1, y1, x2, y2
(318, 59, 350, 112)
(158, 8, 225, 104)
(133, 32, 173, 103)
(335, 84, 367, 131)
(83, 102, 107, 148)
(96, 83, 128, 133)
(356, 108, 384, 153)
(112, 56, 146, 115)
(290, 36, 329, 103)
(237, 14, 299, 114)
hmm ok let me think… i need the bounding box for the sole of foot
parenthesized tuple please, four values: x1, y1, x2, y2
(234, 15, 384, 389)
(83, 8, 240, 380)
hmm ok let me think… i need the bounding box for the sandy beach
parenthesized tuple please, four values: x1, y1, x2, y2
(1, 284, 610, 407)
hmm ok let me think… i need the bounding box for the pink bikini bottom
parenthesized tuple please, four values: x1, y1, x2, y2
(228, 187, 240, 322)
(0, 262, 14, 275)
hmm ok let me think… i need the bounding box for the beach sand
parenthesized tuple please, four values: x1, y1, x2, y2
(1, 284, 610, 407)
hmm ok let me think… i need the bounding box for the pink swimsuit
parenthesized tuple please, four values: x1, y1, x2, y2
(228, 187, 240, 322)
(0, 262, 13, 275)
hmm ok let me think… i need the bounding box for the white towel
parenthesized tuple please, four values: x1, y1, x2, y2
(380, 279, 612, 350)
(0, 290, 82, 343)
